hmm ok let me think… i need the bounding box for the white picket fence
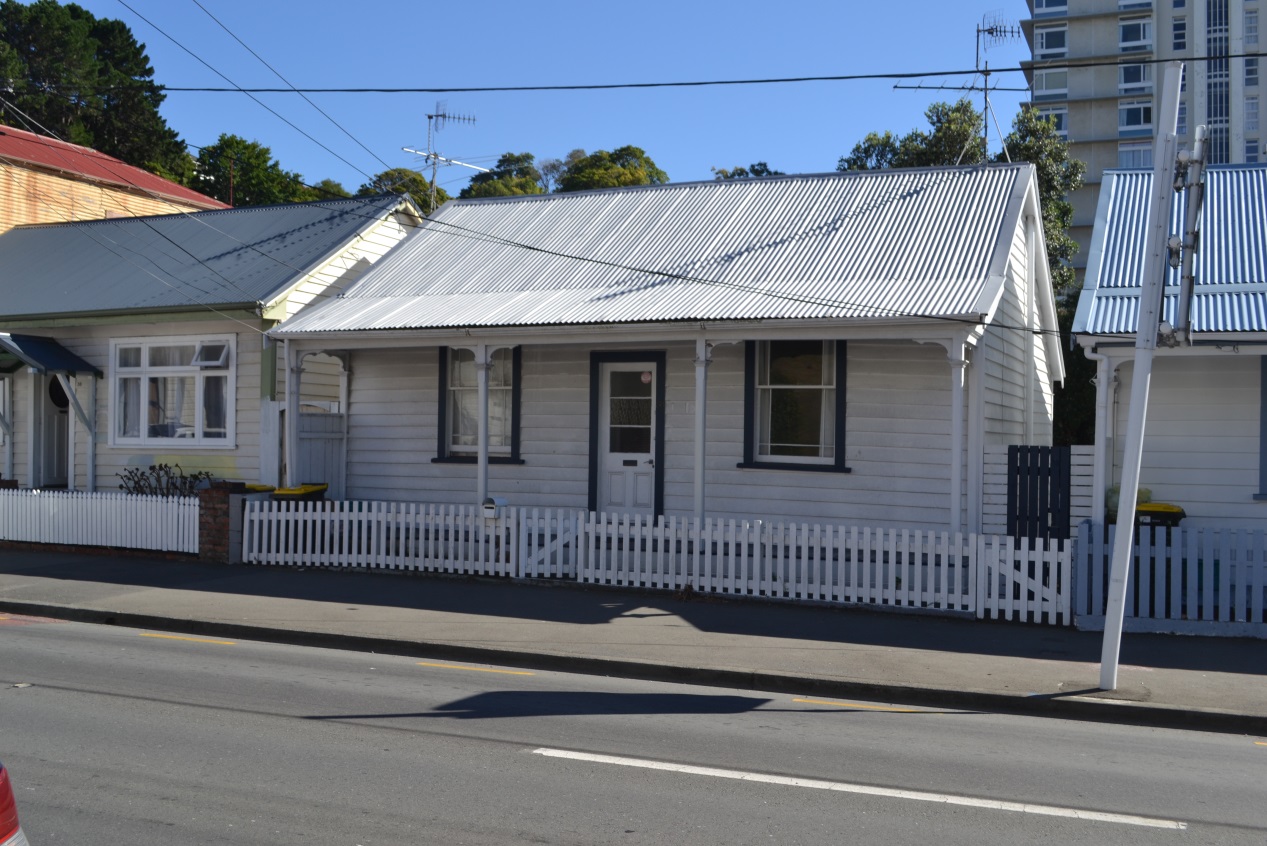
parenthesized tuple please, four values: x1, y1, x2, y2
(241, 500, 579, 579)
(1075, 522, 1267, 637)
(577, 513, 1071, 624)
(242, 501, 1073, 624)
(0, 489, 199, 553)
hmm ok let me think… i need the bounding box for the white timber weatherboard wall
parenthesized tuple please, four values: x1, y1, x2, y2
(5, 320, 268, 491)
(1110, 354, 1264, 528)
(276, 212, 416, 321)
(341, 339, 959, 530)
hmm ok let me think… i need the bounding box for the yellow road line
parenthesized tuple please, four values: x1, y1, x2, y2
(140, 633, 236, 645)
(417, 661, 534, 676)
(1255, 741, 1267, 747)
(794, 697, 923, 713)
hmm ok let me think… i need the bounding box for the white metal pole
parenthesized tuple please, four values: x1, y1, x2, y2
(1, 376, 13, 481)
(693, 339, 710, 521)
(949, 348, 967, 534)
(87, 375, 97, 491)
(283, 341, 299, 488)
(477, 344, 489, 507)
(1086, 350, 1111, 524)
(1100, 61, 1185, 691)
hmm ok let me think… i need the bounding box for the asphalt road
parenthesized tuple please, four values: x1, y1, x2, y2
(2, 613, 1264, 845)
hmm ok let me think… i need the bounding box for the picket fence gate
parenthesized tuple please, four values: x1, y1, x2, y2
(1075, 521, 1267, 637)
(0, 489, 199, 553)
(242, 501, 1073, 624)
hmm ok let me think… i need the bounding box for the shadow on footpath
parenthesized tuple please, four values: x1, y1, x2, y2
(2, 550, 1263, 678)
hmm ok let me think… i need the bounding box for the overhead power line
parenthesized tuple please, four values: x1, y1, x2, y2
(114, 0, 374, 181)
(149, 52, 1267, 94)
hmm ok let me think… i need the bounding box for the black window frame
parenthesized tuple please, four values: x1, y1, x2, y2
(738, 339, 850, 473)
(432, 345, 524, 465)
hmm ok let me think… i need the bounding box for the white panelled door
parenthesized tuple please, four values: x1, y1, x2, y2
(598, 362, 656, 514)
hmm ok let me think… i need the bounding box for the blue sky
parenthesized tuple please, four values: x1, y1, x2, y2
(71, 0, 1033, 196)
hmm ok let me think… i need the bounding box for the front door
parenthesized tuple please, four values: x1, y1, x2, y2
(40, 375, 68, 488)
(597, 361, 657, 515)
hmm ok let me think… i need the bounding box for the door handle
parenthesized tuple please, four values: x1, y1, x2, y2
(644, 459, 654, 467)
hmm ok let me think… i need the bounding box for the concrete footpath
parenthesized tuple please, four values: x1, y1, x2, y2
(0, 549, 1264, 734)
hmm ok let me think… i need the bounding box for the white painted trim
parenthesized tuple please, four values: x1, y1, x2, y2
(693, 339, 711, 520)
(949, 348, 967, 534)
(275, 318, 989, 350)
(106, 334, 238, 449)
(967, 346, 985, 533)
(284, 340, 298, 488)
(0, 376, 12, 480)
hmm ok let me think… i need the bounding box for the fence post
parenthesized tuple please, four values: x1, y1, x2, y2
(197, 481, 244, 563)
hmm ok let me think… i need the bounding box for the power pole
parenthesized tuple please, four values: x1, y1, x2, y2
(1099, 61, 1190, 690)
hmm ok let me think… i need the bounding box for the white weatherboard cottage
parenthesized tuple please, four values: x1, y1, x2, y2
(0, 195, 422, 496)
(1073, 164, 1267, 530)
(272, 165, 1064, 534)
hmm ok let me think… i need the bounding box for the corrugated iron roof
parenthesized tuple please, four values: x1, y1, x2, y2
(0, 123, 227, 210)
(1074, 164, 1267, 336)
(274, 164, 1035, 335)
(0, 195, 410, 319)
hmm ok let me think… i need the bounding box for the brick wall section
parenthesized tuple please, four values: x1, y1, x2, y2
(198, 481, 244, 563)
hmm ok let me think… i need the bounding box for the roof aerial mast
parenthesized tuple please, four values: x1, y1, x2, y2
(401, 101, 486, 213)
(976, 11, 1022, 157)
(892, 11, 1025, 161)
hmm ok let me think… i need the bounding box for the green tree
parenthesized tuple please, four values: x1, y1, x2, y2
(1001, 106, 1089, 445)
(357, 167, 448, 215)
(1000, 105, 1086, 299)
(837, 99, 985, 171)
(556, 145, 668, 192)
(711, 161, 785, 180)
(459, 152, 545, 199)
(837, 101, 1090, 443)
(0, 0, 187, 177)
(297, 178, 351, 201)
(194, 134, 306, 207)
(538, 148, 585, 193)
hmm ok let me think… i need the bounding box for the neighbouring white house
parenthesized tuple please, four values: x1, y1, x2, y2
(1073, 163, 1267, 530)
(270, 165, 1064, 534)
(0, 194, 423, 495)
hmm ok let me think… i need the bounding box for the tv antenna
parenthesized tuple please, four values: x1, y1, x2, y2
(976, 12, 1022, 155)
(401, 101, 486, 213)
(893, 12, 1025, 159)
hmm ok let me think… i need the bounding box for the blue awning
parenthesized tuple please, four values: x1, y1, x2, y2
(0, 333, 100, 376)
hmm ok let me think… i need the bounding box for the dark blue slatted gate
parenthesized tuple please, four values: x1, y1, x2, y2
(1007, 445, 1072, 543)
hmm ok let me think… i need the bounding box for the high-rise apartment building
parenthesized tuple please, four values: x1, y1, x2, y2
(1022, 0, 1262, 271)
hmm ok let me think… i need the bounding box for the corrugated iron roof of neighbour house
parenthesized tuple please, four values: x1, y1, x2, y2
(0, 195, 408, 319)
(1075, 164, 1267, 336)
(273, 164, 1032, 335)
(0, 124, 228, 210)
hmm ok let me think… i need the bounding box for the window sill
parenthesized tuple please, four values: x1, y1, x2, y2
(431, 456, 526, 465)
(110, 441, 237, 450)
(736, 461, 851, 474)
(1252, 493, 1267, 502)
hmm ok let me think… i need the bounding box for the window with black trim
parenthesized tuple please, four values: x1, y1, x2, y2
(741, 340, 848, 472)
(435, 346, 522, 463)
